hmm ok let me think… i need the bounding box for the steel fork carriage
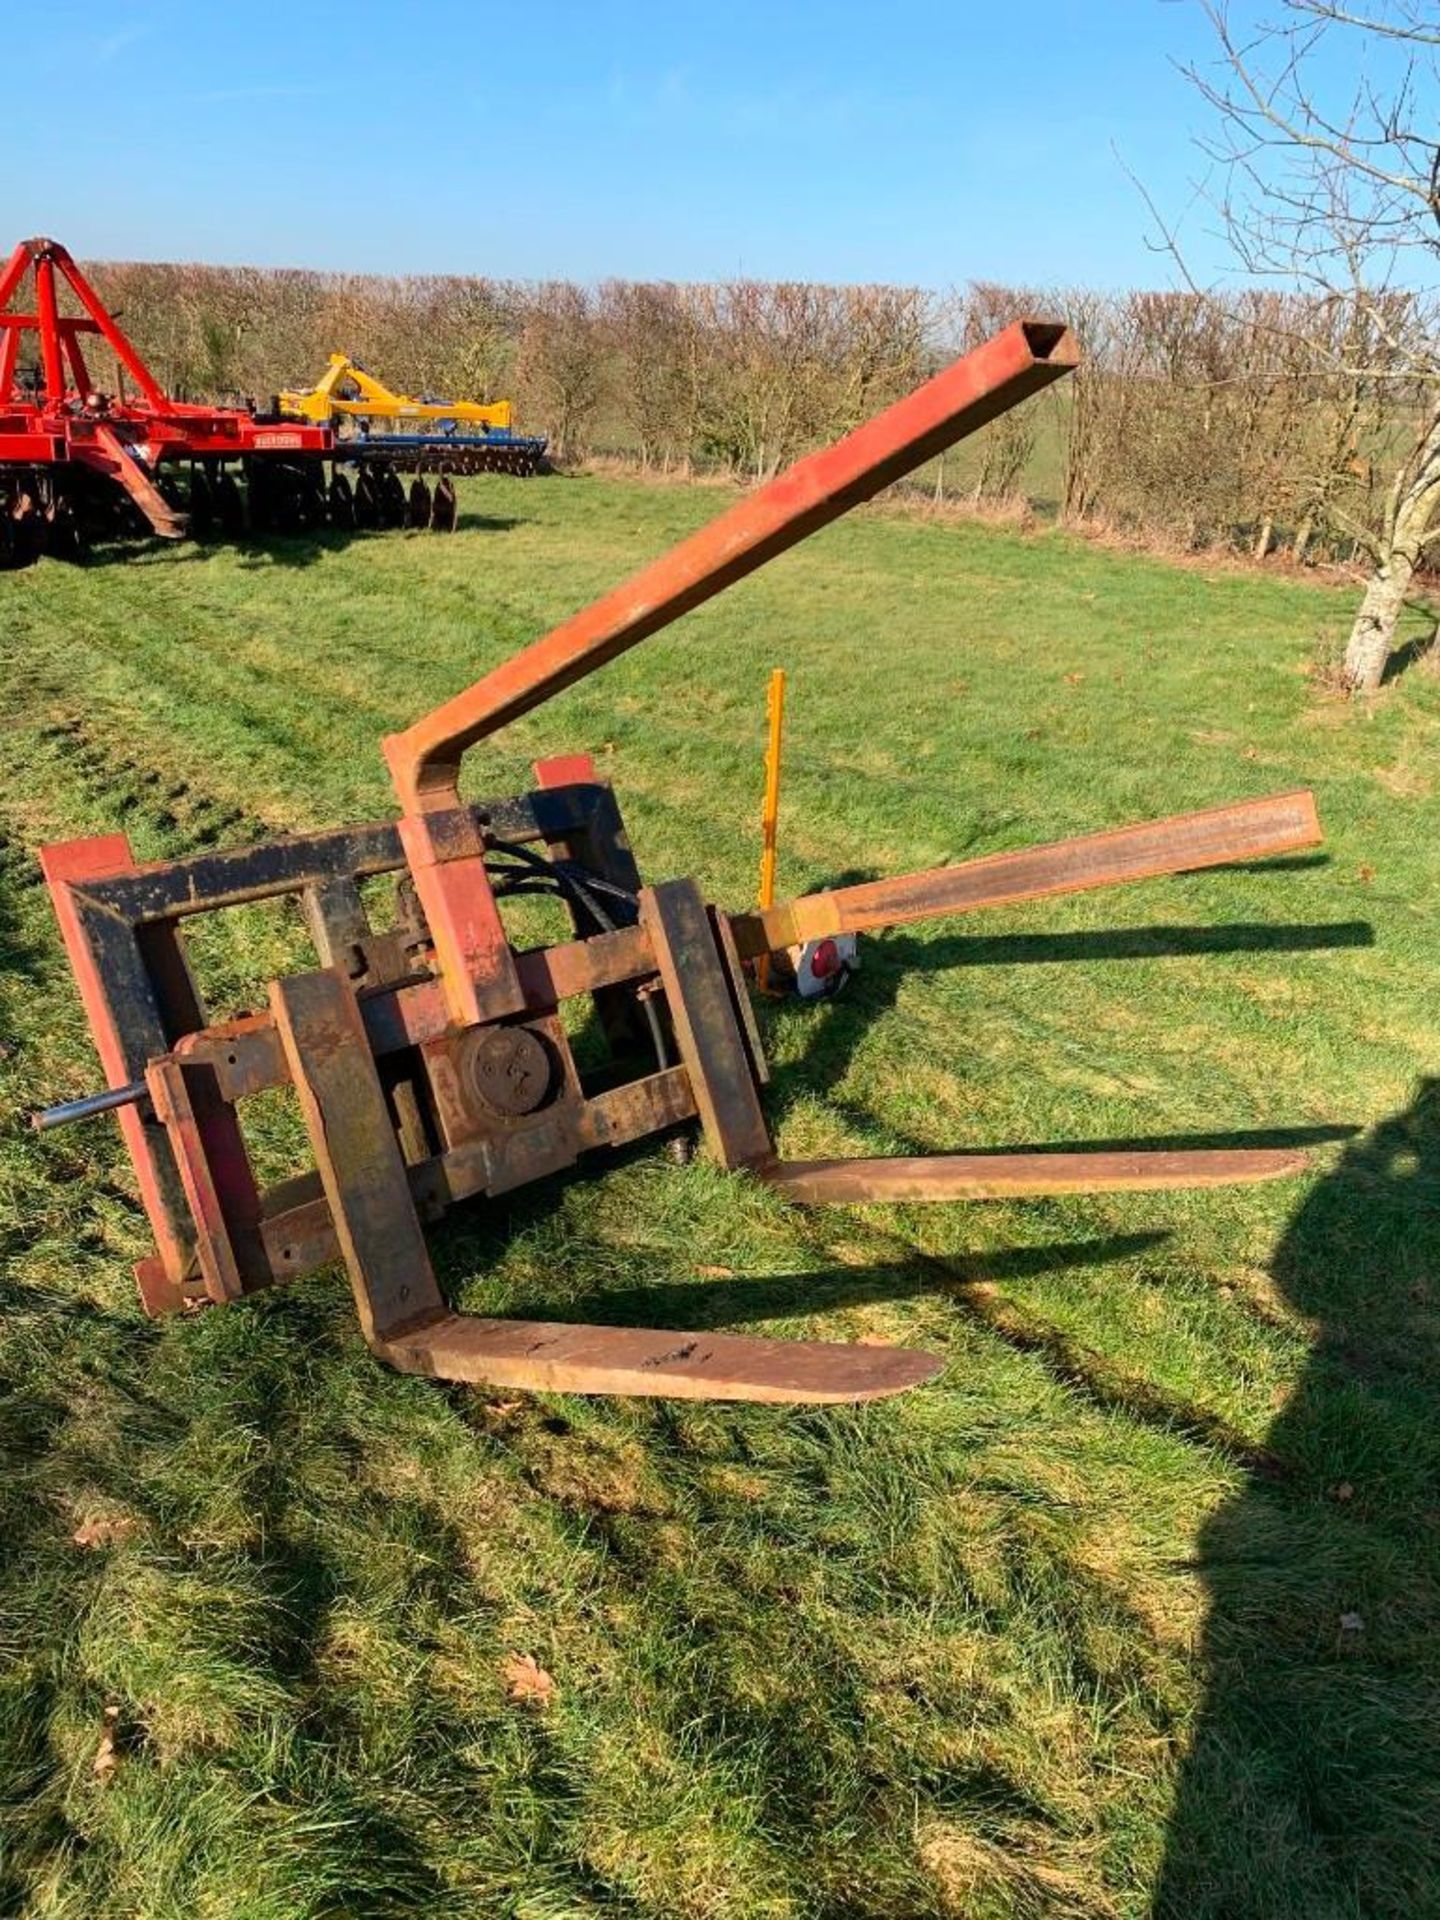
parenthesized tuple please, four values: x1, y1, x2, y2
(38, 320, 1323, 1404)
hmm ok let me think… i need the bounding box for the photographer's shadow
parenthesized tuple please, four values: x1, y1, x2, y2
(1154, 1079, 1440, 1917)
(761, 900, 1373, 1136)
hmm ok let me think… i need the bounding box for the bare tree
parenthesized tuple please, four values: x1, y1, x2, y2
(514, 283, 604, 463)
(1180, 1, 1440, 691)
(598, 281, 702, 470)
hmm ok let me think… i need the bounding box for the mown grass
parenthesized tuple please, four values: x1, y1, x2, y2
(1, 476, 1439, 1918)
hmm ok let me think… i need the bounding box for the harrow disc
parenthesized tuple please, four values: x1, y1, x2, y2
(431, 472, 458, 533)
(6, 484, 44, 568)
(45, 491, 82, 562)
(188, 467, 215, 538)
(354, 466, 381, 529)
(328, 469, 356, 530)
(378, 466, 407, 528)
(215, 469, 246, 535)
(407, 475, 432, 529)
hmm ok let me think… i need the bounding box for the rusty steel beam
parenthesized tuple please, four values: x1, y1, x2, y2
(376, 1313, 943, 1404)
(761, 1147, 1309, 1205)
(729, 790, 1322, 961)
(384, 320, 1078, 813)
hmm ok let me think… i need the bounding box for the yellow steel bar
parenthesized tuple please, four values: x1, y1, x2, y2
(755, 668, 786, 993)
(280, 353, 514, 430)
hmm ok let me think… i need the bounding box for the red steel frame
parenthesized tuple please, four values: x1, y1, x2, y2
(36, 313, 1331, 1403)
(385, 320, 1082, 1026)
(0, 236, 331, 475)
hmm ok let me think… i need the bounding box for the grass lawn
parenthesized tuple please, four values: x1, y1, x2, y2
(2, 474, 1439, 1918)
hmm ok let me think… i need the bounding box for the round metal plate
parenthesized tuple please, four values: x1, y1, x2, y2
(468, 1025, 555, 1117)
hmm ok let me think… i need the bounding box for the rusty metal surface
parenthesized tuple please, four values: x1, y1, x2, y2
(214, 1066, 702, 1280)
(730, 790, 1322, 960)
(176, 922, 660, 1106)
(711, 905, 770, 1087)
(384, 320, 1078, 812)
(576, 1067, 698, 1150)
(468, 1026, 556, 1116)
(641, 879, 774, 1171)
(377, 1312, 943, 1403)
(31, 343, 1335, 1412)
(63, 791, 591, 927)
(270, 968, 445, 1345)
(761, 1147, 1310, 1205)
(511, 922, 656, 1013)
(40, 834, 223, 1304)
(145, 1059, 249, 1303)
(396, 809, 523, 1029)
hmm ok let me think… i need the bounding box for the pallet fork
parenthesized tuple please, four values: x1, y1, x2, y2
(37, 319, 1322, 1403)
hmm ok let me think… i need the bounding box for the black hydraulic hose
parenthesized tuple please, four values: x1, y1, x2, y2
(486, 840, 668, 1073)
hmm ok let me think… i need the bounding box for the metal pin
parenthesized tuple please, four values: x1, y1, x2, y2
(31, 1079, 147, 1132)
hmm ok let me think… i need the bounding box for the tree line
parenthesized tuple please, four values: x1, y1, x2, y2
(84, 258, 1412, 569)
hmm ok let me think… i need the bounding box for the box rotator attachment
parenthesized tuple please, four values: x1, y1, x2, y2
(37, 320, 1324, 1404)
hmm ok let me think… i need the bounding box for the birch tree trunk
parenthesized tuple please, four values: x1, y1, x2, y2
(1341, 404, 1440, 695)
(1342, 548, 1419, 693)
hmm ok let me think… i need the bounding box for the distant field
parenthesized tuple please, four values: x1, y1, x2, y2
(2, 474, 1439, 1918)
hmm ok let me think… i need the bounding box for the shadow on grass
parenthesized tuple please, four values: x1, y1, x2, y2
(65, 514, 523, 572)
(762, 911, 1373, 1126)
(228, 515, 524, 568)
(0, 1275, 521, 1916)
(501, 1233, 1168, 1332)
(0, 829, 52, 990)
(1153, 1079, 1440, 1918)
(1380, 622, 1437, 685)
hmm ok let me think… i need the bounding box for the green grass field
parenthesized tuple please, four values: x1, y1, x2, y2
(3, 475, 1439, 1919)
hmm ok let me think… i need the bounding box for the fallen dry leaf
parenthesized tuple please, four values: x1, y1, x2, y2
(92, 1706, 121, 1781)
(696, 1265, 734, 1280)
(72, 1514, 136, 1551)
(503, 1652, 556, 1707)
(1333, 1481, 1355, 1503)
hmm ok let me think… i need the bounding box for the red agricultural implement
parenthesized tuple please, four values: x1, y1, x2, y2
(34, 317, 1324, 1404)
(0, 236, 464, 565)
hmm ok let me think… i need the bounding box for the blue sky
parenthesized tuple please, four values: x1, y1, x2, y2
(0, 2, 1345, 286)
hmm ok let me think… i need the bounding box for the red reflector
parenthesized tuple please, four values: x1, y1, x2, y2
(811, 938, 842, 979)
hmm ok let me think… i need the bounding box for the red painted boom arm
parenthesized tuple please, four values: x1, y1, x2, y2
(384, 318, 1079, 811)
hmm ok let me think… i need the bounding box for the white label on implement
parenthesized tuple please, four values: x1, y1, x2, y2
(253, 432, 303, 448)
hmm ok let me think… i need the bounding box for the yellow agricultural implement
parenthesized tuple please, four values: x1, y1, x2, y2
(279, 354, 547, 477)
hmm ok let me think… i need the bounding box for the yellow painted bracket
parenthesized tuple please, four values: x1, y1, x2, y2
(279, 352, 514, 431)
(756, 667, 786, 994)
